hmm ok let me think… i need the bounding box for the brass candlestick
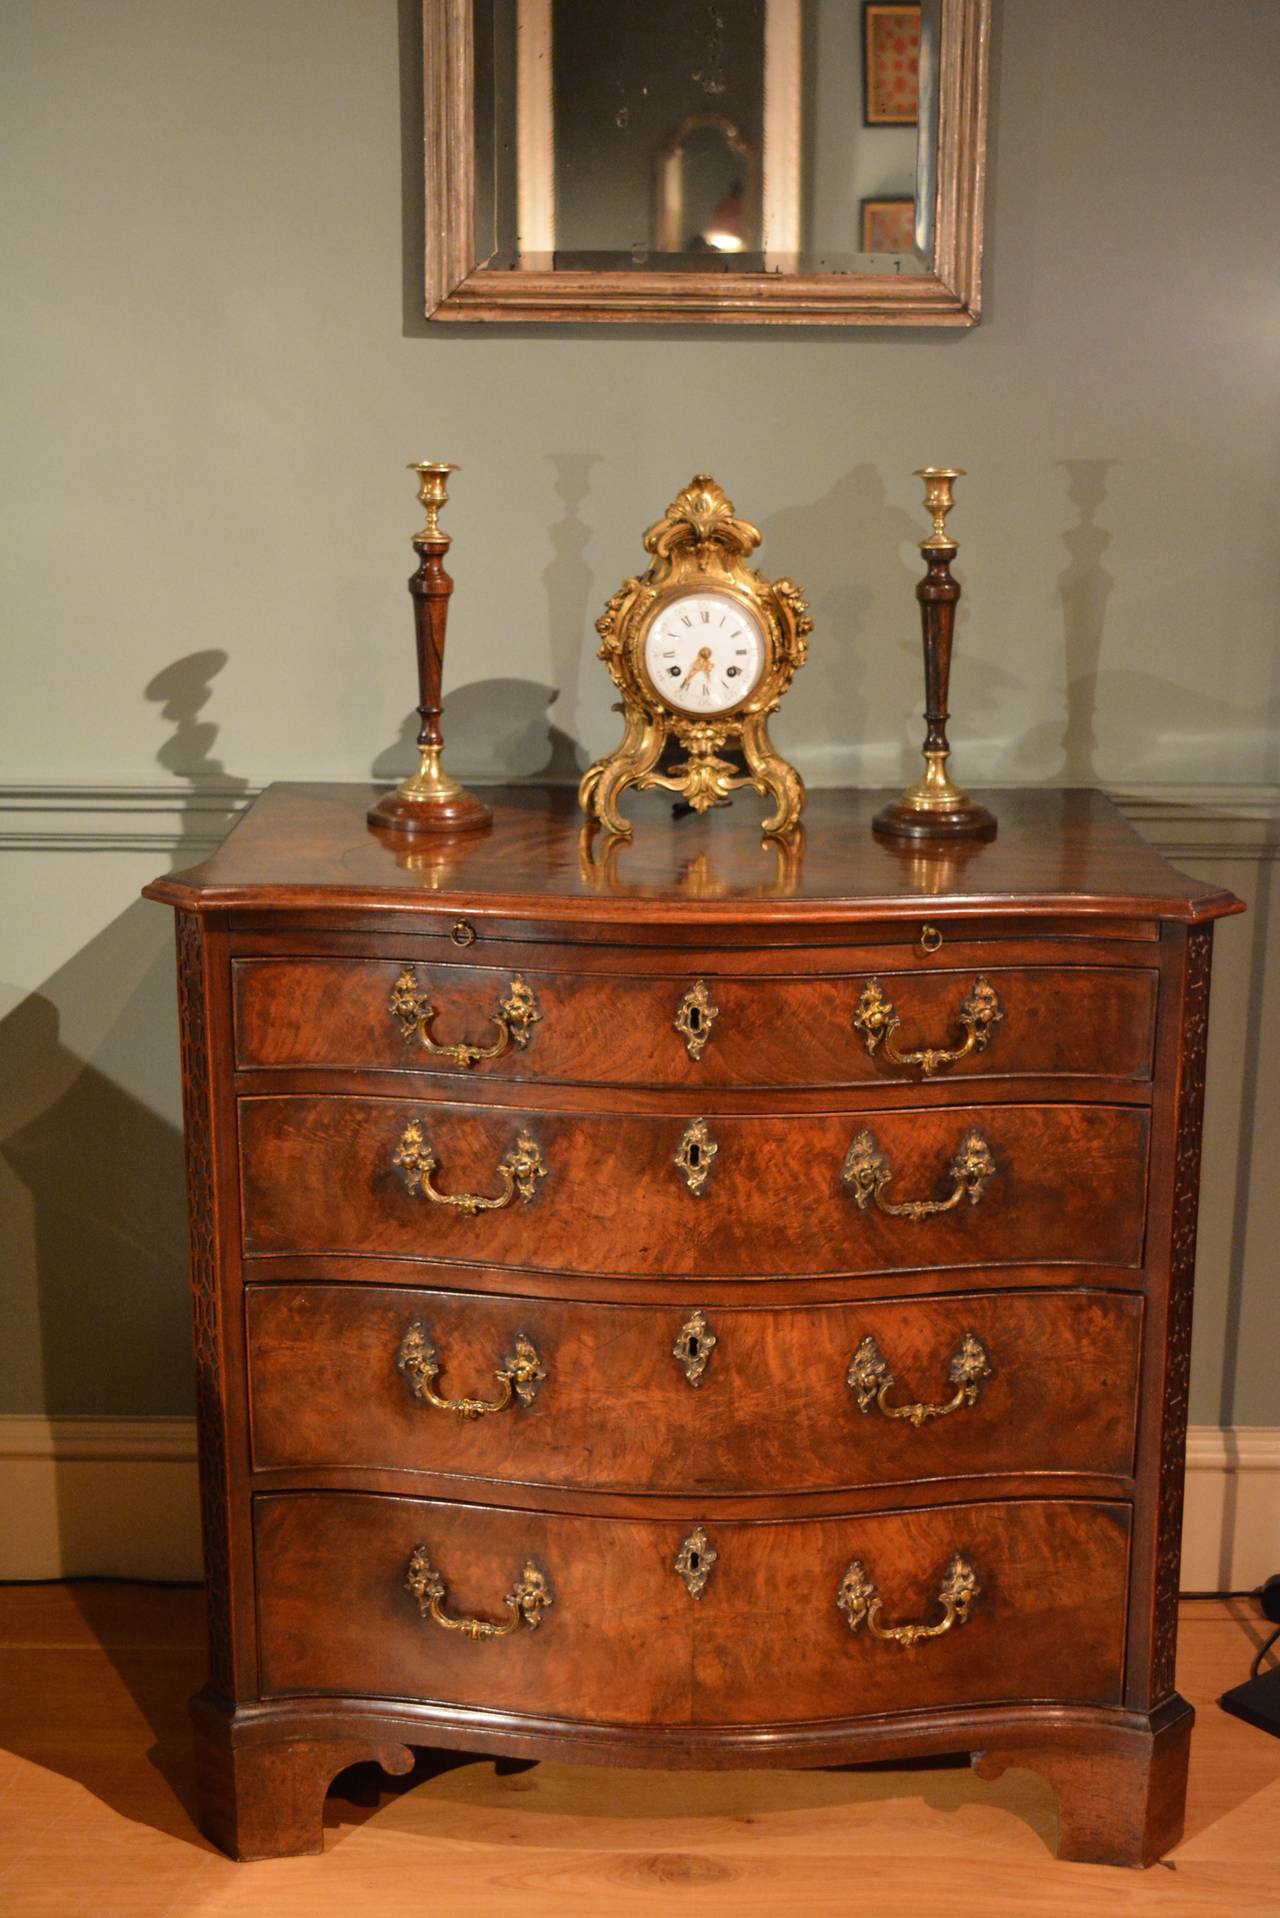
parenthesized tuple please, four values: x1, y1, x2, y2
(873, 467, 996, 843)
(368, 461, 492, 836)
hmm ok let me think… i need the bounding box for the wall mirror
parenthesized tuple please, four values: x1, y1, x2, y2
(425, 0, 989, 325)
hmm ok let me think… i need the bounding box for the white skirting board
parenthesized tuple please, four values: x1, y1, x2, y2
(0, 1418, 202, 1582)
(1181, 1427, 1280, 1593)
(0, 1417, 1276, 1592)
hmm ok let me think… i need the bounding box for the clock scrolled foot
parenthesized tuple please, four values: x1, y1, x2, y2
(578, 712, 664, 837)
(578, 757, 636, 837)
(972, 1696, 1193, 1868)
(191, 1692, 414, 1860)
(740, 711, 807, 836)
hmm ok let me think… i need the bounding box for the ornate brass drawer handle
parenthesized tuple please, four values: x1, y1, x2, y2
(393, 1121, 547, 1215)
(396, 1320, 546, 1417)
(853, 975, 1003, 1077)
(848, 1331, 993, 1427)
(674, 980, 719, 1060)
(837, 1554, 980, 1646)
(389, 966, 540, 1068)
(405, 1545, 552, 1639)
(842, 1127, 995, 1221)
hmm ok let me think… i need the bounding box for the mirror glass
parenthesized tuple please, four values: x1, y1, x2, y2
(474, 0, 940, 276)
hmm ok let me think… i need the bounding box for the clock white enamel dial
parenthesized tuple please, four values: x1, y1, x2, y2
(642, 590, 767, 716)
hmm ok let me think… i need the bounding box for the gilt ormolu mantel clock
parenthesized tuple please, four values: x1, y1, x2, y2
(579, 476, 812, 836)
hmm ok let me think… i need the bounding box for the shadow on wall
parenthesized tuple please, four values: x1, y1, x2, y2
(0, 944, 190, 1424)
(145, 649, 254, 821)
(755, 464, 922, 783)
(1015, 461, 1280, 784)
(541, 451, 600, 759)
(0, 653, 249, 1517)
(372, 679, 585, 787)
(1054, 458, 1117, 782)
(760, 456, 1276, 791)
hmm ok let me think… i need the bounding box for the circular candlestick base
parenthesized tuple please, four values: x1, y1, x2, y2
(872, 796, 997, 842)
(368, 786, 493, 835)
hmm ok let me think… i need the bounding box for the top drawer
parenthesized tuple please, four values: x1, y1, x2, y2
(232, 955, 1158, 1090)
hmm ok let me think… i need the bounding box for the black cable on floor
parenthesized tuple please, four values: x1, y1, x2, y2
(1251, 1626, 1280, 1682)
(0, 1574, 203, 1589)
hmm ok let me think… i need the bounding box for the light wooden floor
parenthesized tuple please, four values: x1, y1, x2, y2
(0, 1586, 1276, 1917)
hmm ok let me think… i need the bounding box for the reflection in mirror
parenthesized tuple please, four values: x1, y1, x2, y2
(656, 114, 760, 257)
(475, 0, 939, 275)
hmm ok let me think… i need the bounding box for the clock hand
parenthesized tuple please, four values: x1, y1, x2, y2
(680, 645, 715, 692)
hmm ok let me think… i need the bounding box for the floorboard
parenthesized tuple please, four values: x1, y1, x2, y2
(0, 1586, 1276, 1916)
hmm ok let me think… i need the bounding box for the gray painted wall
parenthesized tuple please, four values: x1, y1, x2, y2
(1, 0, 1277, 1427)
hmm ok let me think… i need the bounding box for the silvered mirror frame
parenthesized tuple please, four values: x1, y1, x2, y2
(424, 0, 990, 326)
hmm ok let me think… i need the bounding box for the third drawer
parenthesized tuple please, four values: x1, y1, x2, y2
(246, 1283, 1142, 1492)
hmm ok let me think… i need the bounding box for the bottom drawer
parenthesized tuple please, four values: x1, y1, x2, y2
(255, 1493, 1130, 1725)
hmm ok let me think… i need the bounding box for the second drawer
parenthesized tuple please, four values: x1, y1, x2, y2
(238, 1098, 1150, 1277)
(246, 1284, 1142, 1492)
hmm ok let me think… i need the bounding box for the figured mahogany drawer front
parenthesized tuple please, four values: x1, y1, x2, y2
(232, 956, 1157, 1089)
(246, 1284, 1142, 1492)
(254, 1491, 1130, 1723)
(239, 1096, 1150, 1277)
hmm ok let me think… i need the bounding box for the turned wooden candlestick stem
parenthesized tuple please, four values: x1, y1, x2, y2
(409, 465, 453, 772)
(873, 468, 996, 843)
(368, 462, 492, 836)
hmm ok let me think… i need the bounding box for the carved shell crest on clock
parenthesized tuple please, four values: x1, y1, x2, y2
(642, 474, 762, 562)
(580, 475, 812, 839)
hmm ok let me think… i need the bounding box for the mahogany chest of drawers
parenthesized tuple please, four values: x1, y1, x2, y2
(144, 783, 1242, 1866)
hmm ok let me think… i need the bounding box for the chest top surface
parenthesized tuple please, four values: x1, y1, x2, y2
(143, 782, 1242, 928)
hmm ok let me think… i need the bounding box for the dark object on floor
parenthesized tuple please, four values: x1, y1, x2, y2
(1219, 1576, 1280, 1739)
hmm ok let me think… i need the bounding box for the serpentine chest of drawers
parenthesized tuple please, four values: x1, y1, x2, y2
(144, 782, 1243, 1865)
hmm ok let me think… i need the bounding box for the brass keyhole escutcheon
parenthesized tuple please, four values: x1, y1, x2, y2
(673, 1309, 716, 1387)
(675, 1119, 718, 1195)
(674, 1526, 717, 1599)
(674, 981, 719, 1060)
